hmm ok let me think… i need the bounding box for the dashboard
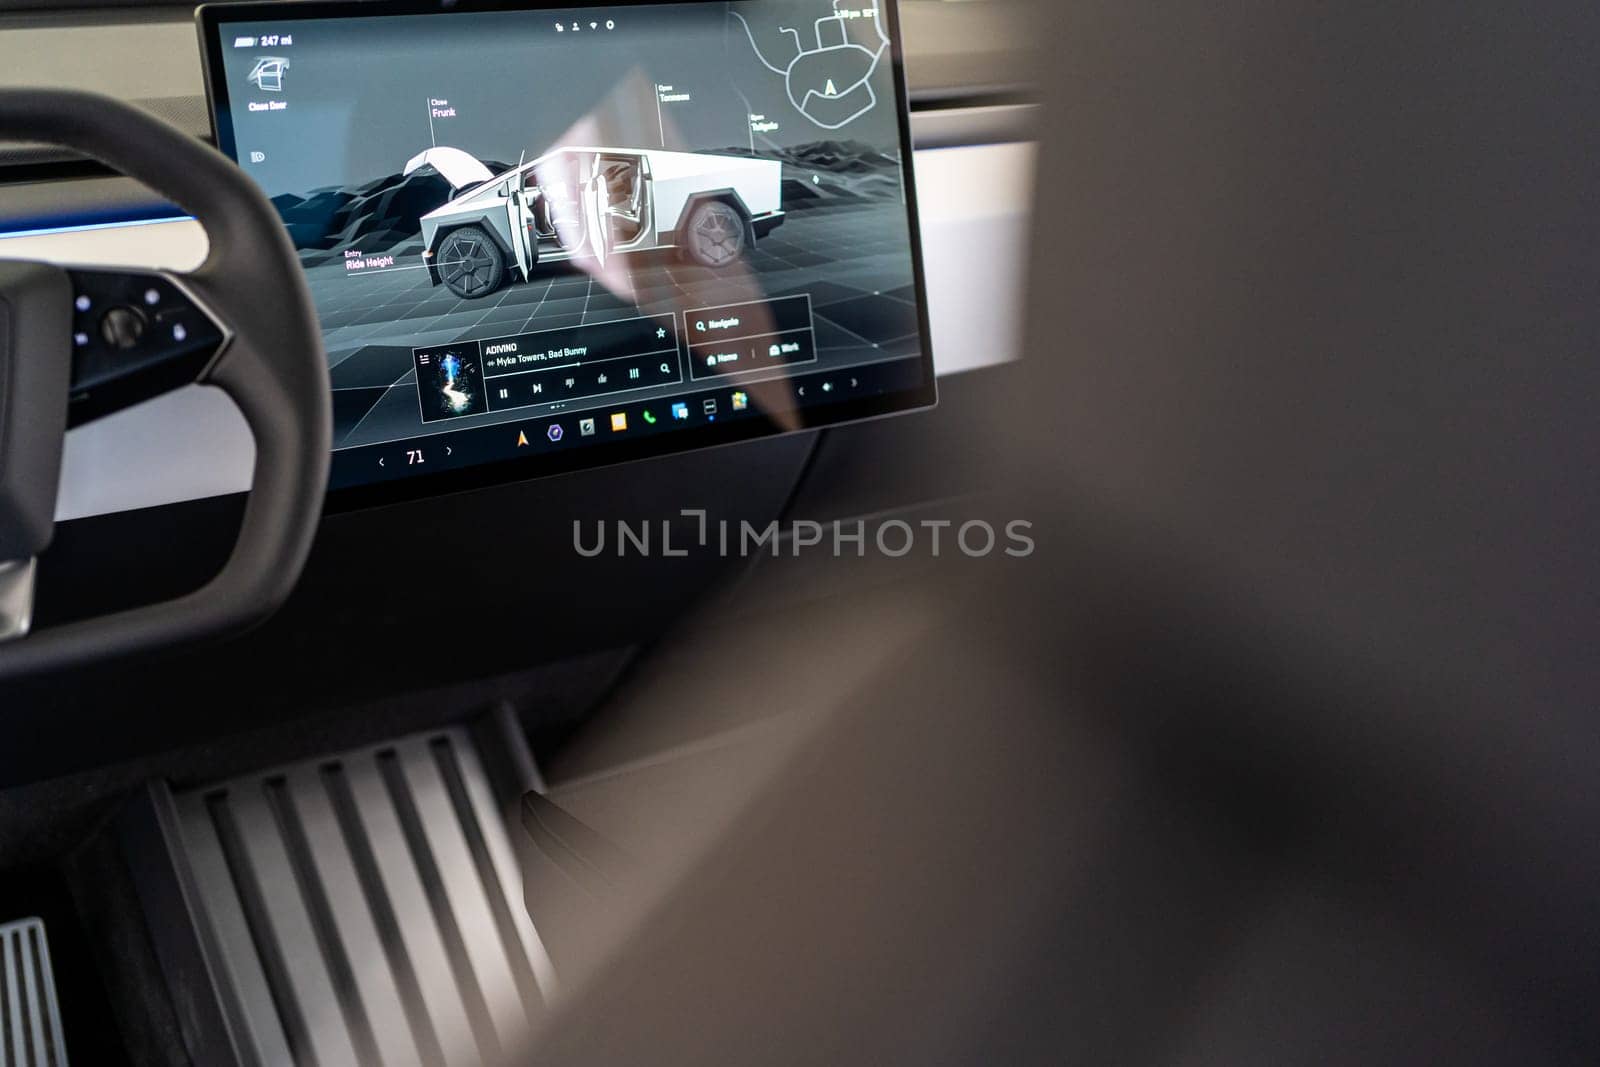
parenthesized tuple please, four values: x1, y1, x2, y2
(199, 0, 936, 505)
(0, 0, 1031, 776)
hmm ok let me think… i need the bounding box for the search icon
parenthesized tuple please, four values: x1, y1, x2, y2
(695, 320, 706, 332)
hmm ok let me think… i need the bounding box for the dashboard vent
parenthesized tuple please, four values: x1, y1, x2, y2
(0, 918, 68, 1067)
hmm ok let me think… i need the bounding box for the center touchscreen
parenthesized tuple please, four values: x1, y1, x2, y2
(199, 0, 934, 496)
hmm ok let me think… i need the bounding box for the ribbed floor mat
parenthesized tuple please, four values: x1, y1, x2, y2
(0, 918, 67, 1067)
(172, 728, 553, 1067)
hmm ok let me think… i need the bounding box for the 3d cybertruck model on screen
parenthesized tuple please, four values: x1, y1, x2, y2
(405, 146, 786, 299)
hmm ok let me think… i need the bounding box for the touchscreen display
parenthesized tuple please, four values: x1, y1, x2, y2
(199, 0, 934, 497)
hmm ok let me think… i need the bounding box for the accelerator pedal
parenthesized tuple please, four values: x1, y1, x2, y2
(0, 918, 67, 1067)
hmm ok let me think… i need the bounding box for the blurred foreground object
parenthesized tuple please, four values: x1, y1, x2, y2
(521, 3, 1600, 1063)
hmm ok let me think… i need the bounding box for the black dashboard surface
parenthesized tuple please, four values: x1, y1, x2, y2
(11, 430, 817, 782)
(4, 362, 1018, 789)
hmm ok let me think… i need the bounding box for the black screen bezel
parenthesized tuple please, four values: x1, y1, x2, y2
(196, 0, 936, 512)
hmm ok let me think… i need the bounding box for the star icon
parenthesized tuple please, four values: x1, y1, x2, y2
(656, 327, 667, 339)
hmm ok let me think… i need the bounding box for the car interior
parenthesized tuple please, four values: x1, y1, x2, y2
(0, 2, 1596, 1066)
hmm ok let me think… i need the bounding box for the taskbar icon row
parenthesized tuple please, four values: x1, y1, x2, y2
(515, 388, 754, 449)
(330, 359, 926, 492)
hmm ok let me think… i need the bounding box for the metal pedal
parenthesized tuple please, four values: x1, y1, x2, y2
(0, 918, 68, 1067)
(171, 727, 554, 1066)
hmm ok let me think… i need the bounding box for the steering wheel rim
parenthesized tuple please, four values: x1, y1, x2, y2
(0, 88, 330, 680)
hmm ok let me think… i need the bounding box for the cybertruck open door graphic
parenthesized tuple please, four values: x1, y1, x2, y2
(407, 146, 785, 299)
(584, 154, 610, 271)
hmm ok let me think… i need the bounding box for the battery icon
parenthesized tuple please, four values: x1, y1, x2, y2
(233, 36, 258, 48)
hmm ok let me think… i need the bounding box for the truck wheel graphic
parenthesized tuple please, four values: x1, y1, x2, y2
(682, 201, 748, 268)
(437, 226, 505, 299)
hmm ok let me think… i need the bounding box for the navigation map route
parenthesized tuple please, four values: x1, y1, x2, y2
(731, 2, 889, 130)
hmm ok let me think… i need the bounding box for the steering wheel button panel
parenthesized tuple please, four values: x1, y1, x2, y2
(67, 267, 227, 427)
